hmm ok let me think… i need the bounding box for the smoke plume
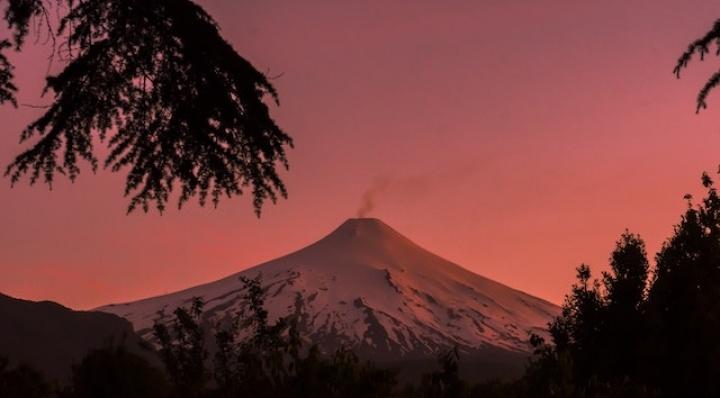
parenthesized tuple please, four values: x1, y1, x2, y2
(356, 177, 391, 218)
(354, 164, 479, 218)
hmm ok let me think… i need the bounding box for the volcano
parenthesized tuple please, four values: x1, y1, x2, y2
(98, 218, 559, 377)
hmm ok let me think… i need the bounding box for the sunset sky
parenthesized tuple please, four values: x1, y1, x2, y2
(3, 0, 720, 309)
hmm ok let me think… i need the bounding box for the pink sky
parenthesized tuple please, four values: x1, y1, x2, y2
(3, 1, 720, 309)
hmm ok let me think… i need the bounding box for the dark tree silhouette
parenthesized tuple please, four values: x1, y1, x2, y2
(64, 347, 169, 398)
(153, 298, 209, 398)
(153, 277, 398, 398)
(0, 39, 16, 106)
(674, 19, 720, 112)
(0, 356, 51, 398)
(1, 0, 292, 213)
(419, 347, 467, 398)
(520, 232, 653, 397)
(604, 231, 649, 311)
(517, 173, 720, 397)
(549, 264, 605, 383)
(289, 346, 397, 398)
(213, 276, 296, 397)
(601, 231, 649, 382)
(645, 172, 720, 397)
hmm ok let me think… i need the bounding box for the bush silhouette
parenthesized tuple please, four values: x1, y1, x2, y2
(0, 356, 51, 398)
(63, 347, 169, 398)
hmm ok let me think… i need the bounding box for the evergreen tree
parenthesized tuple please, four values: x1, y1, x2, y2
(645, 172, 720, 397)
(1, 0, 292, 213)
(604, 231, 649, 313)
(601, 231, 649, 382)
(552, 264, 605, 383)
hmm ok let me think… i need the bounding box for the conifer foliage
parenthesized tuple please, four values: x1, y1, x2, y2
(1, 0, 292, 213)
(675, 18, 720, 112)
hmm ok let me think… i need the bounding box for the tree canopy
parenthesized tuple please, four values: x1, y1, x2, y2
(1, 0, 293, 213)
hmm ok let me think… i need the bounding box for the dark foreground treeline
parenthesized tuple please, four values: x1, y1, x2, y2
(0, 278, 484, 398)
(6, 173, 720, 398)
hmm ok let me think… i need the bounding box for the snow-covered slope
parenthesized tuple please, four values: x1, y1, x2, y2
(98, 218, 559, 359)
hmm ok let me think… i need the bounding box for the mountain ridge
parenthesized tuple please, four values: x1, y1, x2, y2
(99, 218, 559, 361)
(0, 292, 153, 383)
